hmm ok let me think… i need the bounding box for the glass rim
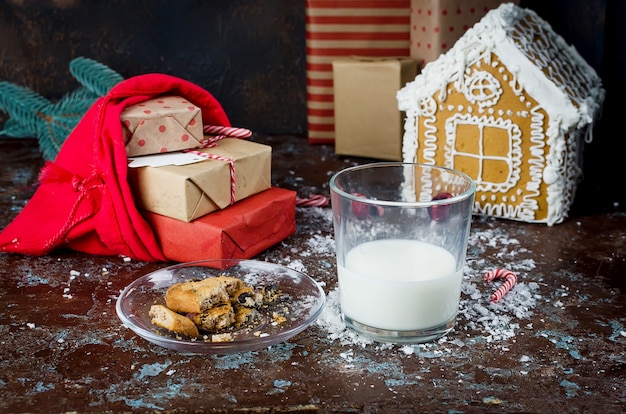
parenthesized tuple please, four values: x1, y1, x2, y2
(329, 162, 476, 207)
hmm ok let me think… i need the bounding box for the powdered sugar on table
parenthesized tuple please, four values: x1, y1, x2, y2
(274, 207, 542, 355)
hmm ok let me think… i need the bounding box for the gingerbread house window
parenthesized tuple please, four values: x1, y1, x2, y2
(444, 114, 522, 192)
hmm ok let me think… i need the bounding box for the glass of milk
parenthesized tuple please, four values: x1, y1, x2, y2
(329, 162, 475, 343)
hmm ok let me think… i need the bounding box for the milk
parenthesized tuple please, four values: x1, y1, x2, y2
(338, 239, 462, 331)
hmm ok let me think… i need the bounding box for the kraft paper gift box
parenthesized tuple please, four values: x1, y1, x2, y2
(144, 187, 297, 263)
(121, 95, 204, 156)
(128, 138, 271, 222)
(333, 57, 418, 161)
(409, 0, 518, 66)
(305, 0, 411, 144)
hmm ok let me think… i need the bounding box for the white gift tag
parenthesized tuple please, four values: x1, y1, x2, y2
(128, 151, 207, 168)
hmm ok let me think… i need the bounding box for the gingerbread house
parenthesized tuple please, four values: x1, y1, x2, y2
(397, 3, 605, 225)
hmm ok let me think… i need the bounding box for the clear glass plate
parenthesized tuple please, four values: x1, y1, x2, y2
(116, 259, 326, 354)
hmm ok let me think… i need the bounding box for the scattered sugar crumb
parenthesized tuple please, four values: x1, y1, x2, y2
(400, 345, 415, 355)
(286, 259, 307, 273)
(306, 234, 335, 255)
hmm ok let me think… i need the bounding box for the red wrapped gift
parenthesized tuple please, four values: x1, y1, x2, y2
(144, 187, 296, 263)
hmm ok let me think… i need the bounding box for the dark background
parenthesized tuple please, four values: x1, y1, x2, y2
(0, 0, 623, 215)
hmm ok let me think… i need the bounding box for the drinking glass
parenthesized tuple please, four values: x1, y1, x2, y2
(329, 162, 475, 343)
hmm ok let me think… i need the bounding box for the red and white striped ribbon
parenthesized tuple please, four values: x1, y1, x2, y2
(179, 126, 252, 204)
(199, 135, 228, 148)
(184, 149, 236, 205)
(484, 268, 517, 303)
(295, 194, 329, 207)
(203, 125, 252, 138)
(200, 126, 252, 148)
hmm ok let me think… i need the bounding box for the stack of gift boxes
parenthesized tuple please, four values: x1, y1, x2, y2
(122, 95, 296, 263)
(306, 0, 516, 159)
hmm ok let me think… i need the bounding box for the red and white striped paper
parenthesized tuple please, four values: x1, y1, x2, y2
(305, 0, 411, 144)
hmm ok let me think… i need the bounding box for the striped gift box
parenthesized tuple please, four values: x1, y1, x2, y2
(305, 0, 411, 144)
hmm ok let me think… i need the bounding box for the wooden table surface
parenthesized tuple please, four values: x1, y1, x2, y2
(1, 135, 625, 413)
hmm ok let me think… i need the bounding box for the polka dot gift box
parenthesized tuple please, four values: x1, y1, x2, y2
(409, 0, 517, 67)
(121, 95, 204, 156)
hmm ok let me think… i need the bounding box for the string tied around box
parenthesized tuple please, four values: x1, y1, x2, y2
(183, 125, 253, 205)
(201, 125, 253, 146)
(194, 125, 331, 209)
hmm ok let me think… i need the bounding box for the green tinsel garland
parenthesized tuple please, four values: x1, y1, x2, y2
(0, 57, 124, 161)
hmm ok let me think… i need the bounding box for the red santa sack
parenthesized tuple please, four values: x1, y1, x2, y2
(0, 73, 230, 261)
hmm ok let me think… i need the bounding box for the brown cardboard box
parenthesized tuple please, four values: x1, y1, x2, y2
(128, 138, 271, 222)
(144, 187, 296, 263)
(333, 57, 418, 161)
(305, 0, 411, 144)
(121, 95, 204, 156)
(409, 0, 518, 66)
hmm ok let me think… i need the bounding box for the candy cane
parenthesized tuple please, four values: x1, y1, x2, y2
(199, 135, 228, 148)
(200, 126, 252, 148)
(296, 194, 329, 207)
(184, 149, 236, 204)
(351, 192, 384, 217)
(484, 268, 517, 303)
(203, 125, 252, 138)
